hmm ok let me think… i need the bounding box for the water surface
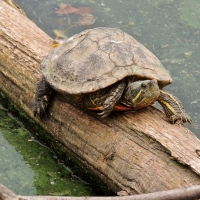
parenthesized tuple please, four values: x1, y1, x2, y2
(0, 106, 93, 196)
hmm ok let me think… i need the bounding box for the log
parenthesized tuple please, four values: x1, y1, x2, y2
(1, 183, 200, 200)
(3, 0, 26, 16)
(1, 0, 200, 195)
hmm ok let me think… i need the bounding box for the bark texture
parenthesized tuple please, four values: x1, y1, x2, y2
(1, 0, 200, 195)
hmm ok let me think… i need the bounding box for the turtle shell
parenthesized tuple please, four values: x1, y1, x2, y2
(41, 27, 173, 95)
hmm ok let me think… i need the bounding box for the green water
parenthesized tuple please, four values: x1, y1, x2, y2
(1, 0, 200, 195)
(0, 106, 93, 196)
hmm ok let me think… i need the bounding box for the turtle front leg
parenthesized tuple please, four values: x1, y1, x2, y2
(98, 80, 126, 118)
(33, 76, 53, 117)
(157, 90, 192, 124)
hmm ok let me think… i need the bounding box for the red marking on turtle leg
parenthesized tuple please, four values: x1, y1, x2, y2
(87, 104, 135, 111)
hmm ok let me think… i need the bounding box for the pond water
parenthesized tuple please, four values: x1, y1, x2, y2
(0, 106, 93, 196)
(1, 0, 200, 196)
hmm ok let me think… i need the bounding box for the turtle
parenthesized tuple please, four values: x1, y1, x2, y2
(33, 27, 192, 124)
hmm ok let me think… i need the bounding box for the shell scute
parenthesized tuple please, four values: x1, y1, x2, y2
(41, 27, 173, 95)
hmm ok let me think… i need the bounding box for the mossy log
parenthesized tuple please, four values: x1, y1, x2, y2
(1, 0, 200, 196)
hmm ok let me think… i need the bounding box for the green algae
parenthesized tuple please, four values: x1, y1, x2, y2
(0, 102, 94, 196)
(0, 91, 114, 196)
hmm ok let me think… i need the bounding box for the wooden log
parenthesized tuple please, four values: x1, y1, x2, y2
(3, 0, 26, 16)
(1, 183, 200, 200)
(1, 0, 200, 195)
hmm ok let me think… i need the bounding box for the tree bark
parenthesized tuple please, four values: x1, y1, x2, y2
(1, 0, 200, 196)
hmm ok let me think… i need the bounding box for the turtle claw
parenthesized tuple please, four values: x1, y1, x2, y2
(170, 113, 192, 124)
(97, 111, 110, 118)
(33, 95, 49, 117)
(97, 106, 113, 118)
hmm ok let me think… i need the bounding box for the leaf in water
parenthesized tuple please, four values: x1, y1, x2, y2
(53, 29, 67, 39)
(55, 4, 95, 16)
(79, 14, 96, 26)
(55, 4, 78, 15)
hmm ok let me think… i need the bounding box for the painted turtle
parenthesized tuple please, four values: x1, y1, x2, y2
(34, 27, 192, 123)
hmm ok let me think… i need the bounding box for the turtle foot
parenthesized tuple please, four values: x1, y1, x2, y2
(97, 110, 111, 118)
(170, 113, 192, 124)
(97, 105, 113, 118)
(33, 95, 49, 117)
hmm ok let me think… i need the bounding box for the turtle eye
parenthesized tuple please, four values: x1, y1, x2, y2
(141, 83, 147, 89)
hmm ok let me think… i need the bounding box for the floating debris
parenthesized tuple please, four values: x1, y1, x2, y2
(58, 3, 67, 9)
(55, 4, 96, 27)
(55, 4, 94, 16)
(185, 51, 193, 57)
(190, 99, 200, 104)
(79, 14, 96, 26)
(53, 29, 67, 38)
(52, 30, 67, 47)
(55, 4, 78, 15)
(161, 44, 169, 48)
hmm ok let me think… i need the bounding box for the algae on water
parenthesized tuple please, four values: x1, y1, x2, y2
(0, 107, 93, 196)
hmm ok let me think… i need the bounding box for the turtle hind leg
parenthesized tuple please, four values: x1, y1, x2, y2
(33, 76, 53, 117)
(157, 90, 192, 124)
(98, 80, 126, 118)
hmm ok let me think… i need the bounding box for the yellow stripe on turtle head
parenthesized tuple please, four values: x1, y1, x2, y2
(132, 89, 142, 103)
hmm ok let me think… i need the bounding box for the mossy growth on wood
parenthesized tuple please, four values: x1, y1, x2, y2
(0, 90, 115, 196)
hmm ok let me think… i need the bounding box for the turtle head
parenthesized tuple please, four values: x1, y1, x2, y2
(122, 79, 160, 109)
